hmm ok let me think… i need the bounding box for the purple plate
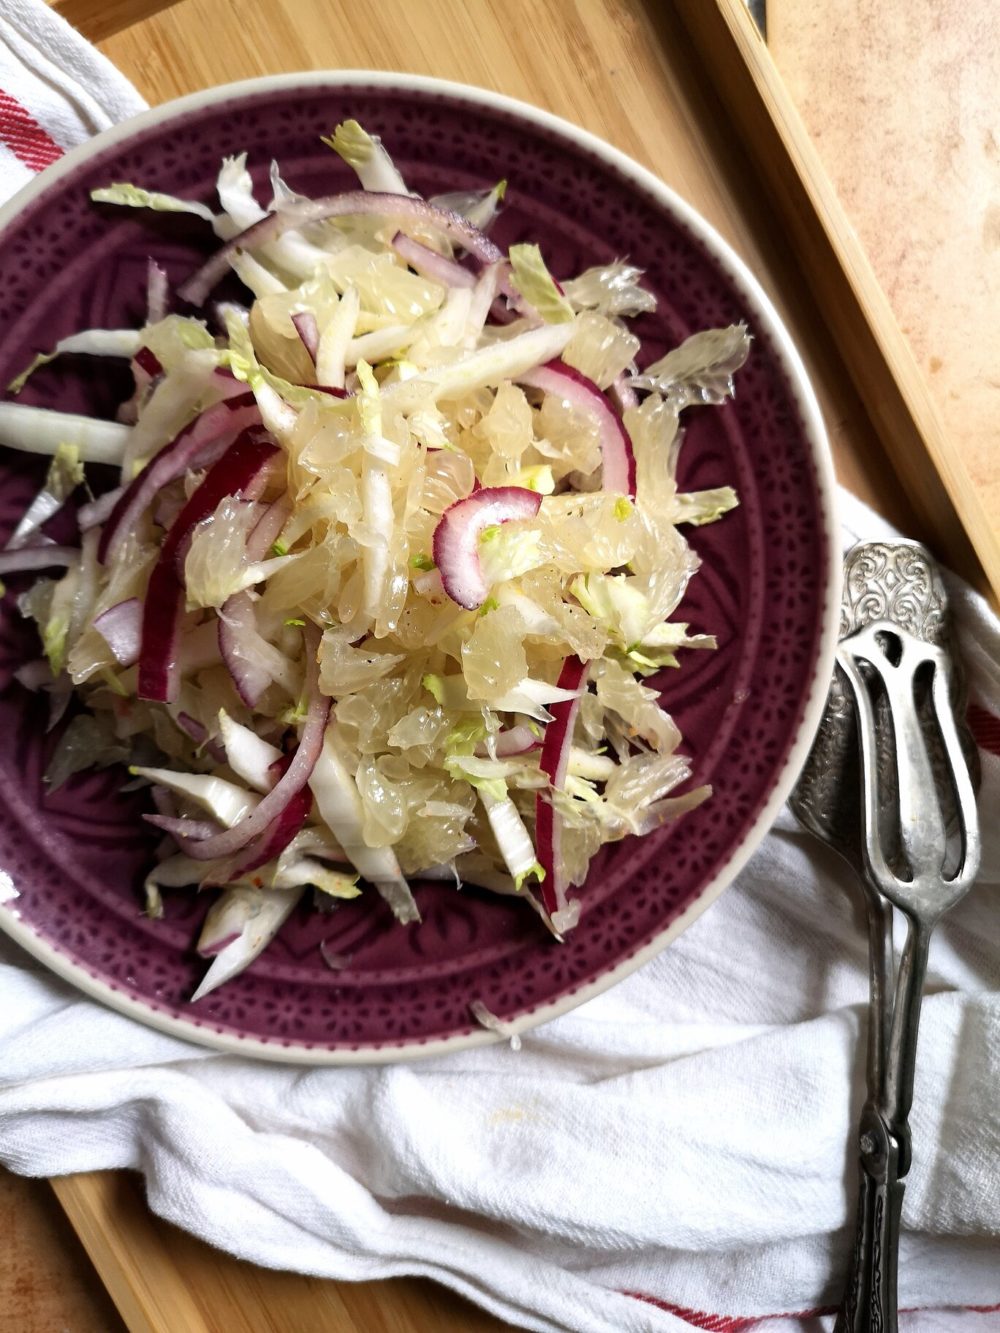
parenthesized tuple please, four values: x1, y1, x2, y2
(0, 73, 839, 1062)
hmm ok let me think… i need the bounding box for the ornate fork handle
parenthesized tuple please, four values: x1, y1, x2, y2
(833, 606, 980, 1333)
(836, 1103, 904, 1333)
(796, 541, 981, 1333)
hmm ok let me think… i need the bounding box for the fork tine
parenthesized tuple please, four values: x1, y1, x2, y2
(887, 635, 949, 882)
(835, 643, 898, 894)
(929, 650, 982, 891)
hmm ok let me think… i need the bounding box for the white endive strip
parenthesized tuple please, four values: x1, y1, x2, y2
(0, 403, 131, 466)
(217, 710, 283, 793)
(192, 885, 302, 1001)
(131, 767, 259, 827)
(478, 786, 539, 885)
(316, 285, 360, 389)
(309, 731, 420, 923)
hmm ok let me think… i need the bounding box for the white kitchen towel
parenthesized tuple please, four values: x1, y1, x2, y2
(0, 0, 144, 193)
(0, 8, 998, 1332)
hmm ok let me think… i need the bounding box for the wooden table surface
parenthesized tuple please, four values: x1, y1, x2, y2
(5, 0, 998, 1328)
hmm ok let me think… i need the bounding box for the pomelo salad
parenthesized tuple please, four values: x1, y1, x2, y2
(0, 121, 750, 999)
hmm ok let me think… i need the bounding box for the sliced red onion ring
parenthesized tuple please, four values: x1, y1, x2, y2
(610, 370, 639, 414)
(134, 346, 163, 379)
(494, 265, 535, 323)
(0, 545, 77, 575)
(176, 711, 207, 743)
(291, 310, 319, 363)
(432, 486, 542, 610)
(298, 383, 350, 399)
(217, 591, 271, 707)
(176, 711, 226, 762)
(78, 486, 125, 531)
(178, 191, 504, 306)
(210, 365, 259, 400)
(144, 814, 220, 842)
(207, 780, 312, 883)
(518, 359, 636, 496)
(137, 430, 280, 703)
(391, 232, 477, 288)
(199, 929, 240, 957)
(246, 493, 291, 561)
(98, 391, 260, 564)
(172, 628, 328, 862)
(535, 656, 588, 927)
(117, 347, 163, 426)
(93, 597, 142, 666)
(150, 785, 177, 819)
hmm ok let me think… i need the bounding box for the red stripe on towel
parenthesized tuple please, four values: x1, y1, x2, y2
(0, 89, 63, 171)
(968, 702, 1000, 757)
(623, 1291, 1000, 1327)
(620, 1291, 834, 1330)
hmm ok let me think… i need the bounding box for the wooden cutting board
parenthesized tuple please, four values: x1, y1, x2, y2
(10, 0, 997, 1328)
(62, 0, 997, 601)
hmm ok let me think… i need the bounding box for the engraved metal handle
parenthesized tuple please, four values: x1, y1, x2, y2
(833, 608, 980, 1332)
(793, 541, 981, 1333)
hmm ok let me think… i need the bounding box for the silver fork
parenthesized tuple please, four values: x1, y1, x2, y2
(792, 540, 981, 1332)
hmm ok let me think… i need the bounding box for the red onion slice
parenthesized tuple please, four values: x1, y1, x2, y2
(210, 365, 259, 401)
(172, 628, 328, 862)
(175, 711, 208, 746)
(291, 310, 319, 363)
(98, 392, 260, 564)
(535, 656, 588, 927)
(432, 486, 542, 610)
(117, 346, 163, 426)
(93, 597, 142, 666)
(178, 191, 504, 306)
(144, 814, 220, 842)
(217, 591, 272, 707)
(246, 493, 291, 561)
(78, 486, 125, 532)
(610, 370, 639, 414)
(299, 383, 350, 399)
(137, 430, 280, 703)
(207, 780, 312, 884)
(134, 346, 163, 379)
(391, 232, 477, 289)
(518, 359, 636, 496)
(175, 711, 226, 762)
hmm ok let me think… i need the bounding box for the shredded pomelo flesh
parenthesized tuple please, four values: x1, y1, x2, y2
(0, 121, 750, 996)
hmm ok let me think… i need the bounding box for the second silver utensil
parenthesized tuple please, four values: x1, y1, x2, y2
(791, 540, 981, 1333)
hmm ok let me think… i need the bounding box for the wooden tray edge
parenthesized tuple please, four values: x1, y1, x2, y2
(675, 0, 999, 605)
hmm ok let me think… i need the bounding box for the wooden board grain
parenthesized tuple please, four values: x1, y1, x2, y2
(90, 0, 927, 532)
(675, 0, 996, 602)
(0, 1168, 126, 1333)
(53, 1173, 513, 1333)
(50, 0, 182, 43)
(769, 1, 1000, 598)
(21, 1, 993, 1330)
